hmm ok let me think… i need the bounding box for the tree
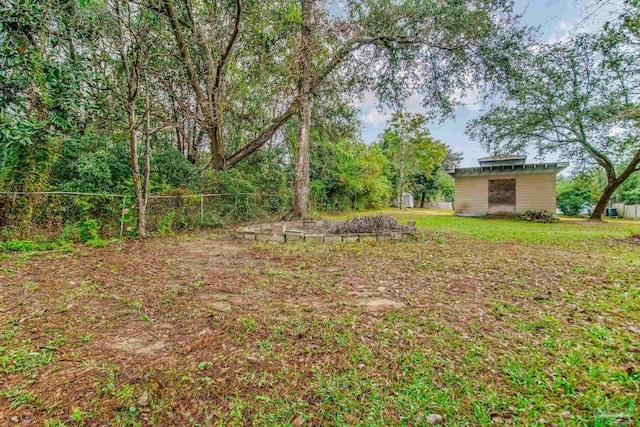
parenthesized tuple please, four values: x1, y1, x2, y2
(412, 148, 461, 206)
(291, 0, 314, 219)
(102, 0, 164, 237)
(152, 0, 530, 216)
(618, 171, 640, 204)
(378, 113, 447, 208)
(309, 132, 391, 211)
(154, 0, 299, 170)
(467, 33, 639, 220)
(556, 174, 598, 216)
(0, 0, 86, 192)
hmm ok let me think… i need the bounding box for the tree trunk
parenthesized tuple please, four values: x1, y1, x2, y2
(590, 151, 640, 220)
(590, 180, 622, 220)
(291, 0, 313, 219)
(209, 126, 226, 170)
(137, 202, 147, 237)
(128, 104, 146, 238)
(142, 96, 151, 233)
(397, 169, 404, 209)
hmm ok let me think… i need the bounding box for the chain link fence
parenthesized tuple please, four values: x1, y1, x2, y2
(0, 191, 289, 239)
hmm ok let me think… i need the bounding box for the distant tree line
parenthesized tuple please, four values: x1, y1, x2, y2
(1, 0, 525, 236)
(557, 168, 640, 217)
(7, 0, 637, 235)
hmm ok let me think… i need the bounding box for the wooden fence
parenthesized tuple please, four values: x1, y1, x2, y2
(613, 203, 640, 219)
(423, 201, 453, 210)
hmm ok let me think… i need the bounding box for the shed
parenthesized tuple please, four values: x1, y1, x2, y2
(447, 156, 568, 216)
(397, 192, 415, 208)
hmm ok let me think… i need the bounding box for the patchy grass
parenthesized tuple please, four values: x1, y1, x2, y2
(333, 208, 640, 248)
(0, 211, 638, 425)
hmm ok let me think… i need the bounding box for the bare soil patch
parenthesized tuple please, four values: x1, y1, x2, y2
(107, 335, 171, 356)
(359, 298, 406, 310)
(1, 229, 638, 425)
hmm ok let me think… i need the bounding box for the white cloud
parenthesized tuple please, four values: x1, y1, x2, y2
(608, 125, 625, 137)
(450, 88, 481, 112)
(557, 20, 573, 32)
(462, 90, 481, 112)
(356, 90, 391, 125)
(545, 0, 626, 44)
(403, 93, 423, 113)
(353, 91, 379, 109)
(362, 108, 389, 125)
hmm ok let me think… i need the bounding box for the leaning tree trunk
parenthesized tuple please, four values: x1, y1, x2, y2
(590, 180, 622, 220)
(589, 151, 640, 220)
(291, 0, 313, 219)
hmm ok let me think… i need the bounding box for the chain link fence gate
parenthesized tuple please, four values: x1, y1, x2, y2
(0, 191, 289, 239)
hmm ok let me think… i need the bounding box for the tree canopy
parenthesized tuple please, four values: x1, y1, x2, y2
(377, 112, 448, 208)
(467, 29, 640, 219)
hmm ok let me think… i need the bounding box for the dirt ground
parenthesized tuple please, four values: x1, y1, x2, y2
(1, 224, 639, 425)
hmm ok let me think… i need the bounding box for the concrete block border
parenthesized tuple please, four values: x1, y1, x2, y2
(236, 220, 415, 244)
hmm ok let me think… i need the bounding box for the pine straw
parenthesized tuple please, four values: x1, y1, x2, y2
(322, 214, 411, 234)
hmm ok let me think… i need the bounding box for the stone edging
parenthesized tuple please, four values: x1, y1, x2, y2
(236, 220, 415, 243)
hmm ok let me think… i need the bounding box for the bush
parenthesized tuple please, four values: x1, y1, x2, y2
(0, 239, 59, 252)
(557, 186, 593, 216)
(58, 223, 78, 242)
(520, 210, 559, 223)
(620, 186, 640, 205)
(77, 219, 100, 243)
(198, 212, 222, 228)
(157, 212, 176, 235)
(85, 238, 108, 248)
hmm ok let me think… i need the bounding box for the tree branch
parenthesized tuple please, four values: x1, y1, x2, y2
(214, 0, 241, 94)
(311, 35, 466, 92)
(163, 0, 210, 118)
(224, 107, 296, 169)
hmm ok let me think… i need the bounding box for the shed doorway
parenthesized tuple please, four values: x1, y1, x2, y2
(488, 179, 516, 214)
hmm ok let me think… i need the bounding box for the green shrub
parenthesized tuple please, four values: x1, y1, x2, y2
(157, 212, 175, 235)
(77, 219, 100, 243)
(198, 212, 221, 228)
(557, 186, 593, 216)
(85, 238, 108, 248)
(1, 240, 34, 252)
(0, 240, 57, 252)
(620, 186, 640, 205)
(58, 223, 78, 242)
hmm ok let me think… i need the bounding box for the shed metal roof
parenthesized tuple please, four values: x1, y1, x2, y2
(477, 155, 527, 162)
(447, 162, 569, 177)
(478, 155, 527, 167)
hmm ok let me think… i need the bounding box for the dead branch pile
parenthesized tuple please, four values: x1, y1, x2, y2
(322, 214, 411, 234)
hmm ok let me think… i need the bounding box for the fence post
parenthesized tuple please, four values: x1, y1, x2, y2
(119, 196, 127, 237)
(10, 192, 17, 214)
(200, 196, 204, 224)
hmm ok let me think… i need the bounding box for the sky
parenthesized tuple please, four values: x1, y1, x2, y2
(354, 0, 625, 167)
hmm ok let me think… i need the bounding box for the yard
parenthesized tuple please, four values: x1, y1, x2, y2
(1, 210, 639, 426)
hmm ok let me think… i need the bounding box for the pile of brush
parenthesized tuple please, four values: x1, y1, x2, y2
(322, 214, 412, 234)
